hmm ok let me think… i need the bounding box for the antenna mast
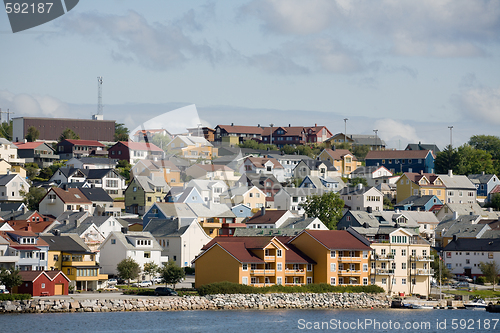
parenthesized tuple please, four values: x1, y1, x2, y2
(97, 76, 103, 115)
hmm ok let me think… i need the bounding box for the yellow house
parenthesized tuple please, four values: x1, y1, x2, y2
(167, 135, 217, 161)
(318, 148, 361, 176)
(40, 234, 108, 291)
(0, 160, 26, 178)
(289, 230, 372, 286)
(131, 159, 182, 187)
(369, 228, 433, 296)
(220, 186, 266, 212)
(396, 172, 445, 203)
(193, 236, 315, 288)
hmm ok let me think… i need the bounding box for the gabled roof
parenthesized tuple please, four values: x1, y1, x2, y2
(246, 210, 290, 225)
(292, 230, 372, 250)
(201, 236, 287, 252)
(48, 188, 91, 204)
(60, 139, 105, 147)
(261, 126, 305, 137)
(443, 238, 500, 252)
(402, 172, 443, 186)
(221, 186, 265, 199)
(467, 174, 498, 185)
(245, 156, 284, 169)
(0, 174, 20, 186)
(133, 175, 170, 193)
(395, 195, 441, 207)
(117, 141, 163, 152)
(216, 125, 264, 135)
(108, 231, 163, 251)
(322, 148, 357, 161)
(339, 185, 379, 196)
(405, 143, 440, 153)
(297, 159, 337, 172)
(191, 164, 233, 172)
(81, 168, 123, 180)
(79, 188, 113, 202)
(12, 142, 46, 149)
(186, 203, 236, 218)
(39, 234, 91, 253)
(365, 150, 434, 160)
(351, 166, 391, 175)
(143, 218, 197, 237)
(439, 173, 476, 189)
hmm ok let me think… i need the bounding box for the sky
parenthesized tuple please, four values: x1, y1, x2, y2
(1, 0, 500, 149)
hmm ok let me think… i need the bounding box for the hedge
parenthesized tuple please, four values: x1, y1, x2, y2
(0, 294, 32, 301)
(197, 282, 384, 296)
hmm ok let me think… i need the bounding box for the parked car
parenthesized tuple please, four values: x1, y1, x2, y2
(0, 289, 9, 294)
(132, 281, 152, 288)
(152, 277, 163, 284)
(154, 287, 178, 296)
(456, 282, 469, 289)
(107, 278, 118, 285)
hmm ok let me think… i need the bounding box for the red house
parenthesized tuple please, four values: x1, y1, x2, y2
(108, 141, 163, 164)
(15, 271, 70, 296)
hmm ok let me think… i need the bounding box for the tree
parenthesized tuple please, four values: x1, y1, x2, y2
(434, 145, 460, 174)
(25, 126, 40, 142)
(150, 133, 171, 151)
(431, 250, 452, 285)
(456, 145, 494, 175)
(24, 162, 39, 180)
(143, 262, 159, 280)
(351, 145, 370, 161)
(0, 121, 13, 141)
(469, 135, 500, 160)
(479, 261, 500, 291)
(21, 187, 47, 211)
(0, 267, 23, 292)
(58, 128, 80, 142)
(116, 257, 141, 286)
(117, 160, 132, 181)
(299, 191, 345, 230)
(158, 260, 185, 288)
(115, 123, 129, 142)
(350, 177, 368, 187)
(488, 193, 500, 210)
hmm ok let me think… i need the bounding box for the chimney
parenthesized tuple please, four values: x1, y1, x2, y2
(453, 211, 459, 220)
(452, 234, 458, 242)
(367, 206, 372, 213)
(304, 213, 308, 219)
(75, 219, 81, 228)
(258, 124, 260, 127)
(289, 124, 291, 127)
(64, 219, 69, 225)
(420, 170, 423, 175)
(231, 123, 234, 126)
(315, 123, 317, 127)
(448, 170, 453, 177)
(482, 171, 485, 175)
(25, 223, 32, 232)
(121, 227, 128, 234)
(261, 206, 265, 216)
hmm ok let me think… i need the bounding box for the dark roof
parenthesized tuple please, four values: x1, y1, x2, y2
(246, 210, 289, 225)
(468, 174, 497, 184)
(143, 218, 190, 237)
(365, 150, 435, 160)
(395, 195, 439, 207)
(39, 235, 91, 253)
(443, 238, 500, 252)
(81, 168, 121, 180)
(405, 143, 440, 153)
(339, 185, 373, 196)
(79, 188, 113, 202)
(0, 202, 25, 212)
(299, 159, 337, 171)
(78, 157, 117, 165)
(0, 174, 18, 186)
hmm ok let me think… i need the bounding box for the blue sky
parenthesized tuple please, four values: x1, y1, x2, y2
(1, 0, 500, 149)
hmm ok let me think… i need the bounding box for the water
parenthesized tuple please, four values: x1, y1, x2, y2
(0, 308, 498, 332)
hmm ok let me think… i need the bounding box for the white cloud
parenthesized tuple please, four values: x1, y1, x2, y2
(374, 119, 419, 147)
(455, 86, 500, 124)
(57, 10, 214, 70)
(0, 90, 70, 118)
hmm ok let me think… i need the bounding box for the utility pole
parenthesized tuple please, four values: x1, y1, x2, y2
(97, 76, 103, 115)
(270, 123, 274, 146)
(343, 118, 348, 145)
(448, 126, 453, 148)
(373, 129, 378, 151)
(0, 108, 14, 123)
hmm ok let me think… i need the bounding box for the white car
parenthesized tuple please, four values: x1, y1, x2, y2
(132, 281, 152, 288)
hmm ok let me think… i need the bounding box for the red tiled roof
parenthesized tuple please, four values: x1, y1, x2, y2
(10, 245, 40, 250)
(365, 150, 434, 160)
(297, 230, 372, 250)
(217, 125, 264, 135)
(202, 236, 278, 251)
(261, 126, 305, 137)
(246, 210, 289, 225)
(12, 142, 44, 149)
(216, 242, 265, 263)
(285, 243, 316, 264)
(18, 270, 47, 282)
(246, 157, 284, 169)
(45, 270, 71, 281)
(64, 140, 105, 147)
(118, 141, 163, 152)
(323, 148, 357, 161)
(8, 220, 55, 233)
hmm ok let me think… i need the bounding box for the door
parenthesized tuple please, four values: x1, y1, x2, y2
(54, 284, 64, 295)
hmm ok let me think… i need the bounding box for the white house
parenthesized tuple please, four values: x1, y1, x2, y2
(350, 166, 394, 187)
(266, 154, 313, 180)
(339, 185, 384, 212)
(240, 157, 285, 183)
(0, 174, 30, 202)
(443, 238, 500, 278)
(98, 231, 164, 277)
(186, 179, 228, 205)
(273, 187, 326, 215)
(0, 138, 24, 165)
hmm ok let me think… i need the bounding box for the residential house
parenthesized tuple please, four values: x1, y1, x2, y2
(443, 238, 500, 278)
(435, 214, 492, 248)
(186, 179, 229, 205)
(273, 187, 326, 215)
(266, 154, 313, 180)
(169, 187, 205, 204)
(299, 175, 345, 192)
(124, 175, 170, 215)
(0, 138, 25, 165)
(0, 160, 26, 178)
(339, 185, 384, 212)
(65, 157, 118, 169)
(40, 234, 108, 291)
(288, 229, 372, 286)
(7, 211, 55, 234)
(166, 135, 217, 161)
(56, 139, 106, 160)
(236, 174, 282, 209)
(396, 172, 446, 203)
(185, 164, 238, 183)
(39, 188, 93, 217)
(99, 231, 164, 277)
(193, 236, 315, 288)
(292, 159, 339, 180)
(394, 195, 443, 212)
(467, 173, 500, 203)
(405, 143, 440, 153)
(436, 202, 500, 221)
(13, 142, 59, 168)
(365, 150, 435, 174)
(0, 174, 30, 202)
(213, 124, 264, 145)
(108, 141, 164, 164)
(1, 230, 49, 271)
(15, 270, 70, 296)
(261, 124, 332, 147)
(220, 186, 267, 211)
(133, 129, 171, 142)
(439, 170, 477, 204)
(325, 133, 386, 151)
(143, 217, 211, 268)
(0, 232, 18, 269)
(317, 148, 361, 176)
(349, 166, 394, 187)
(186, 126, 215, 142)
(131, 159, 182, 187)
(337, 210, 420, 234)
(229, 204, 254, 222)
(245, 209, 296, 229)
(241, 157, 286, 183)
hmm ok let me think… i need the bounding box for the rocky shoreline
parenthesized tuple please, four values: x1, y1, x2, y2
(0, 293, 390, 313)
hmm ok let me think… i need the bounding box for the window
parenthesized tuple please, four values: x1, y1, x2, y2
(401, 263, 406, 270)
(381, 278, 387, 285)
(402, 278, 406, 285)
(330, 263, 336, 272)
(330, 250, 336, 258)
(363, 277, 368, 285)
(276, 277, 282, 285)
(242, 277, 248, 285)
(307, 264, 312, 272)
(242, 264, 248, 271)
(277, 249, 282, 257)
(41, 283, 45, 289)
(307, 277, 312, 284)
(144, 252, 151, 258)
(111, 239, 116, 244)
(277, 263, 282, 271)
(363, 264, 368, 272)
(401, 249, 406, 256)
(330, 277, 336, 285)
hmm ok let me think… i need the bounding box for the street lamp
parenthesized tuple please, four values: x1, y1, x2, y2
(343, 118, 348, 145)
(270, 123, 274, 146)
(448, 126, 453, 148)
(373, 129, 378, 151)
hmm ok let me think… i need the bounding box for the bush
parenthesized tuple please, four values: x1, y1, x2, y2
(183, 267, 195, 275)
(197, 282, 384, 296)
(0, 294, 32, 301)
(476, 276, 486, 285)
(121, 288, 155, 296)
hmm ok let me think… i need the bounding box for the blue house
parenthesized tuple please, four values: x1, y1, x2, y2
(365, 150, 435, 174)
(394, 195, 442, 211)
(467, 174, 500, 201)
(299, 175, 344, 191)
(230, 204, 253, 219)
(174, 187, 204, 204)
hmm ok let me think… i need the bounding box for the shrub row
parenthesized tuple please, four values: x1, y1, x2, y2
(197, 282, 384, 296)
(0, 293, 32, 301)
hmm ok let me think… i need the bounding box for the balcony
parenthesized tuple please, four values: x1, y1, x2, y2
(411, 268, 434, 276)
(338, 256, 362, 262)
(338, 270, 361, 275)
(374, 254, 394, 261)
(284, 269, 306, 276)
(0, 255, 20, 264)
(250, 269, 275, 276)
(264, 256, 275, 262)
(410, 255, 434, 262)
(371, 268, 395, 275)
